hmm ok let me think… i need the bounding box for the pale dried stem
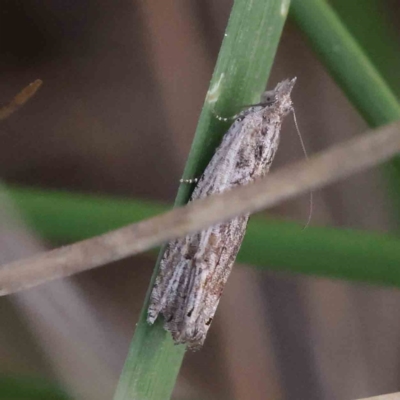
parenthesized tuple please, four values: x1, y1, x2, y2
(1, 121, 400, 295)
(0, 79, 43, 120)
(356, 392, 400, 400)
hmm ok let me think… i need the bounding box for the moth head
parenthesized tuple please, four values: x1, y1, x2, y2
(260, 90, 277, 105)
(273, 77, 296, 115)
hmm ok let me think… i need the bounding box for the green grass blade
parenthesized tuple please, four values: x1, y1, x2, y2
(290, 0, 400, 215)
(10, 185, 400, 288)
(176, 0, 292, 205)
(113, 1, 290, 399)
(331, 0, 400, 95)
(290, 0, 400, 127)
(10, 186, 166, 243)
(241, 219, 400, 287)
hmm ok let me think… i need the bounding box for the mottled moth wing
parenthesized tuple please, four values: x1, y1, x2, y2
(148, 78, 296, 349)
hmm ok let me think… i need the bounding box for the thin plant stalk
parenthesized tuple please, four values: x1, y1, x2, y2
(113, 1, 290, 399)
(8, 183, 400, 289)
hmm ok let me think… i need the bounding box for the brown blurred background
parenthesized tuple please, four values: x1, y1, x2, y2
(0, 1, 400, 399)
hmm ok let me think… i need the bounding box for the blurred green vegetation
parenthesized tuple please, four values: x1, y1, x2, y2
(10, 185, 400, 288)
(0, 376, 70, 400)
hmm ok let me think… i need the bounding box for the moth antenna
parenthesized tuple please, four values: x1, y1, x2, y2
(292, 107, 313, 229)
(211, 108, 239, 123)
(212, 97, 273, 123)
(180, 178, 199, 184)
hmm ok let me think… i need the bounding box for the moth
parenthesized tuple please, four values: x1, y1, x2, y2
(148, 78, 296, 349)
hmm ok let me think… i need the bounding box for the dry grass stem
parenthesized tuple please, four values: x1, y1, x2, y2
(356, 392, 400, 400)
(0, 79, 43, 120)
(0, 121, 399, 295)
